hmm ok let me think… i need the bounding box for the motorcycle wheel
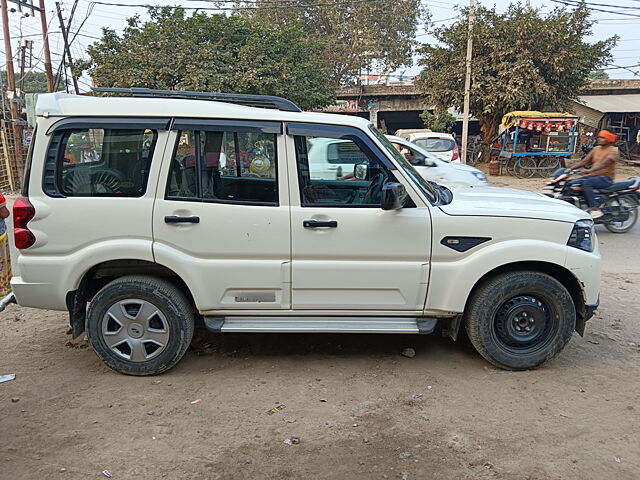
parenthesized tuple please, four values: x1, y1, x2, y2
(604, 197, 638, 234)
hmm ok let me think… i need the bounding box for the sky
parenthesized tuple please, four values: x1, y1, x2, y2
(1, 0, 638, 93)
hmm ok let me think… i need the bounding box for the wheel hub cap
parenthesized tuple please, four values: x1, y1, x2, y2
(101, 299, 170, 362)
(494, 295, 554, 352)
(127, 322, 144, 339)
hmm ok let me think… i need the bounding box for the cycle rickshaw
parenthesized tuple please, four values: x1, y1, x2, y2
(499, 111, 579, 178)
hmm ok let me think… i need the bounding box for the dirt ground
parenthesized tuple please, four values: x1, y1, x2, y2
(1, 167, 640, 480)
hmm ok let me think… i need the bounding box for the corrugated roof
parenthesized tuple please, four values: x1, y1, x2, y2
(577, 94, 640, 113)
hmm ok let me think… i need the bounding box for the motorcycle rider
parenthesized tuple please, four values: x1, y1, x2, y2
(569, 129, 620, 219)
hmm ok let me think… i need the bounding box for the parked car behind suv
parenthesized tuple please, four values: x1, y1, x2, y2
(12, 89, 600, 375)
(386, 135, 487, 188)
(394, 129, 460, 162)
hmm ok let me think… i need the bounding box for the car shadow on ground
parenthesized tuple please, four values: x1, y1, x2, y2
(186, 322, 480, 363)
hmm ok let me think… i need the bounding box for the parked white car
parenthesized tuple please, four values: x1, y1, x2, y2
(306, 137, 368, 180)
(12, 89, 600, 375)
(386, 135, 487, 188)
(394, 129, 460, 162)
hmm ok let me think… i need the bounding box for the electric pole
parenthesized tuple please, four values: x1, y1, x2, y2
(39, 0, 55, 92)
(55, 1, 79, 94)
(460, 0, 475, 166)
(18, 38, 33, 95)
(1, 0, 23, 168)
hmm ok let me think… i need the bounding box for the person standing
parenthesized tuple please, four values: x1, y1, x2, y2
(0, 192, 12, 299)
(570, 130, 620, 219)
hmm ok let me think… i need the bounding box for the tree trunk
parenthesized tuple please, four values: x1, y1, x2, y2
(478, 114, 499, 163)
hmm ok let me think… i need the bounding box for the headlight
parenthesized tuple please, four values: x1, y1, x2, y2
(567, 219, 594, 252)
(472, 171, 487, 183)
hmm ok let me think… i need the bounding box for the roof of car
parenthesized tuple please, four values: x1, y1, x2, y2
(36, 92, 373, 130)
(408, 132, 455, 140)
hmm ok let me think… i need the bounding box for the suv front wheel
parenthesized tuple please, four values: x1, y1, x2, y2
(464, 271, 576, 370)
(87, 275, 194, 376)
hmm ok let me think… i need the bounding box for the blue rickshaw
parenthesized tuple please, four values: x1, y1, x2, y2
(499, 111, 579, 178)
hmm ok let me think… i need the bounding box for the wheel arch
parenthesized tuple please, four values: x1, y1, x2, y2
(67, 259, 196, 338)
(446, 261, 587, 341)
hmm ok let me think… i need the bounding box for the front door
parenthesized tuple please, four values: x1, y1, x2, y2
(153, 120, 291, 311)
(287, 123, 432, 311)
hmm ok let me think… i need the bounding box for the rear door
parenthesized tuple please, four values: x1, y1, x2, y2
(152, 119, 291, 312)
(287, 123, 432, 311)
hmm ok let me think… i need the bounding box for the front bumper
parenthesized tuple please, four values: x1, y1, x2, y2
(576, 297, 599, 337)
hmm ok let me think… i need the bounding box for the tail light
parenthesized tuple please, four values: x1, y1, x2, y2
(13, 196, 36, 249)
(451, 144, 459, 161)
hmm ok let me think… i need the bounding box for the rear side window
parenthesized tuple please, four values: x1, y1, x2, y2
(45, 127, 157, 197)
(166, 129, 278, 205)
(415, 138, 455, 152)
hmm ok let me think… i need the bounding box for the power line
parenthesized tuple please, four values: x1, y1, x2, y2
(88, 0, 403, 10)
(551, 0, 640, 18)
(557, 0, 640, 10)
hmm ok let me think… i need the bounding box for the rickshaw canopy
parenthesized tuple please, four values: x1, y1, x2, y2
(502, 111, 578, 129)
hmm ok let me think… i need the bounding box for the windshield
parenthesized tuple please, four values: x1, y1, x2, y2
(369, 126, 438, 204)
(415, 138, 455, 152)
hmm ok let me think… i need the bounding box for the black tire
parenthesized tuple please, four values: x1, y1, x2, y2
(464, 271, 575, 370)
(604, 197, 638, 234)
(87, 275, 194, 376)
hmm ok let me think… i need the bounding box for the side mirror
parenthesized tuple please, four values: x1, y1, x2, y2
(381, 182, 407, 211)
(354, 163, 368, 180)
(424, 160, 437, 167)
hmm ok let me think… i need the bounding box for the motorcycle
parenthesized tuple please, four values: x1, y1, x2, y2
(543, 168, 640, 233)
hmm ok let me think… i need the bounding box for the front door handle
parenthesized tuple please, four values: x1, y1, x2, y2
(164, 215, 200, 224)
(303, 220, 338, 228)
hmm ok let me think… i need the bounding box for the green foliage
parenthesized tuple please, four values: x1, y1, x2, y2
(236, 0, 428, 85)
(75, 8, 337, 110)
(416, 3, 615, 141)
(420, 110, 456, 132)
(0, 71, 59, 93)
(588, 70, 609, 80)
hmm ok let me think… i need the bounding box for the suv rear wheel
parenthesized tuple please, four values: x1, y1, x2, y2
(464, 271, 575, 370)
(87, 275, 194, 376)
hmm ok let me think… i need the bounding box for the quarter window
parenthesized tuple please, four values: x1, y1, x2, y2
(166, 129, 278, 205)
(56, 128, 157, 197)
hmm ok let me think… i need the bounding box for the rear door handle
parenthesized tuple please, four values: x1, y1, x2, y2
(303, 220, 338, 228)
(164, 215, 200, 224)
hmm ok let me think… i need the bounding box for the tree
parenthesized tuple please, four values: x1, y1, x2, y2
(0, 71, 58, 93)
(235, 0, 428, 85)
(75, 8, 337, 110)
(416, 4, 615, 146)
(420, 110, 456, 132)
(588, 70, 609, 80)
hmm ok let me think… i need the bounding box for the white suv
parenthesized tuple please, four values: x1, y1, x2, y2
(12, 89, 601, 375)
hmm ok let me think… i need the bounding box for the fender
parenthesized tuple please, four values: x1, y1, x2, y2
(426, 239, 571, 313)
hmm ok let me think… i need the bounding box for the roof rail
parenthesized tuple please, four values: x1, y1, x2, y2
(90, 87, 302, 112)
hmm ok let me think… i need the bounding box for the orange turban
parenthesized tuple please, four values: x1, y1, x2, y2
(597, 130, 617, 143)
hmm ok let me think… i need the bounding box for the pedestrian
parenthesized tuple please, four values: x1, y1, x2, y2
(0, 192, 12, 299)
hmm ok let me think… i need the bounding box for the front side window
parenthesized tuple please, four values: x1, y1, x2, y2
(295, 135, 391, 207)
(58, 128, 156, 197)
(166, 129, 278, 205)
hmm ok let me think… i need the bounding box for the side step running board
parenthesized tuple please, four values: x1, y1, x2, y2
(204, 316, 438, 334)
